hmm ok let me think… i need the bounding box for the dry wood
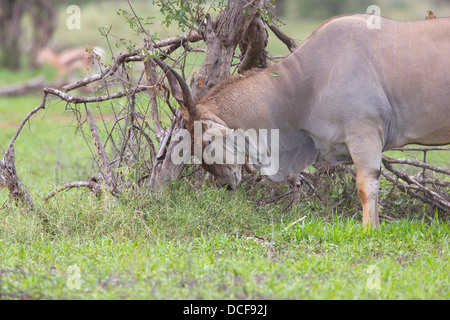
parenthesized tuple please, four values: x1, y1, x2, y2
(382, 154, 450, 176)
(0, 77, 71, 97)
(44, 86, 146, 104)
(380, 167, 445, 210)
(0, 92, 49, 207)
(143, 55, 164, 141)
(381, 156, 450, 212)
(0, 147, 34, 209)
(0, 77, 44, 97)
(44, 180, 102, 201)
(391, 147, 450, 152)
(268, 23, 298, 52)
(191, 0, 267, 101)
(285, 216, 307, 230)
(62, 51, 137, 92)
(86, 109, 117, 191)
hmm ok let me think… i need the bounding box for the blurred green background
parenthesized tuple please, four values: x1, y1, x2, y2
(3, 0, 450, 73)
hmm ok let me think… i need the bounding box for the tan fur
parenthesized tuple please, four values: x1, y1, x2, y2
(178, 14, 450, 228)
(37, 46, 104, 79)
(200, 69, 265, 103)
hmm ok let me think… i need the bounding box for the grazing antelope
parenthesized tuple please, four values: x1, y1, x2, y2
(36, 46, 105, 79)
(156, 14, 450, 228)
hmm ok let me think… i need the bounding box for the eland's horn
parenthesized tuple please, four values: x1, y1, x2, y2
(153, 58, 197, 118)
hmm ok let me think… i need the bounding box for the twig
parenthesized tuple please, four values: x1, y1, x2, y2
(379, 213, 394, 222)
(267, 24, 297, 52)
(86, 109, 117, 191)
(44, 181, 102, 201)
(264, 190, 296, 205)
(44, 86, 146, 104)
(5, 94, 47, 153)
(381, 161, 450, 212)
(143, 56, 164, 141)
(382, 155, 450, 176)
(62, 50, 138, 92)
(390, 147, 450, 152)
(285, 216, 307, 230)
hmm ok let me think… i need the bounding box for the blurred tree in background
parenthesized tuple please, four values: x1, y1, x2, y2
(0, 0, 66, 70)
(0, 0, 26, 70)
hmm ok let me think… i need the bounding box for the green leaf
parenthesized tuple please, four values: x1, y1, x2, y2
(269, 72, 280, 77)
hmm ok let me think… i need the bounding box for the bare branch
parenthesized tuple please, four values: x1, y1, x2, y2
(0, 147, 34, 209)
(383, 155, 450, 176)
(390, 147, 450, 152)
(268, 24, 297, 52)
(381, 167, 446, 210)
(382, 158, 450, 212)
(143, 56, 164, 141)
(87, 109, 117, 191)
(153, 32, 203, 48)
(44, 87, 146, 104)
(6, 94, 47, 153)
(62, 50, 138, 92)
(44, 180, 102, 201)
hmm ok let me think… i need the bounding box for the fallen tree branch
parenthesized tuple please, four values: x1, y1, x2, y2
(0, 77, 71, 97)
(390, 147, 450, 152)
(285, 216, 307, 230)
(379, 213, 394, 222)
(44, 180, 103, 201)
(382, 155, 450, 176)
(381, 167, 441, 209)
(0, 77, 44, 97)
(414, 178, 450, 188)
(381, 157, 450, 212)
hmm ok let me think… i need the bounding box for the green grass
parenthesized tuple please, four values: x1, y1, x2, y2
(0, 94, 94, 201)
(1, 185, 449, 299)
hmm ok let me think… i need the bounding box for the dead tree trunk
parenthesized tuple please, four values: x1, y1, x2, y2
(29, 0, 58, 68)
(0, 0, 25, 70)
(0, 0, 57, 70)
(0, 147, 34, 209)
(191, 0, 270, 100)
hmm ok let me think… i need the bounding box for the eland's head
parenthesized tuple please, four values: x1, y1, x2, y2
(154, 58, 246, 189)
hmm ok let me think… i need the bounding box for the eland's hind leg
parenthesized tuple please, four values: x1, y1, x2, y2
(347, 133, 383, 228)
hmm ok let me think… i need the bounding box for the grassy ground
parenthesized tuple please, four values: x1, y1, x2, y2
(1, 93, 449, 300)
(1, 0, 449, 300)
(1, 185, 449, 299)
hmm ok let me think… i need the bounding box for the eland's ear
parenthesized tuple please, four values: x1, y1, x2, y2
(202, 120, 233, 137)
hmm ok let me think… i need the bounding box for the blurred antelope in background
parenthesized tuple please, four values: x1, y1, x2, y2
(36, 46, 105, 79)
